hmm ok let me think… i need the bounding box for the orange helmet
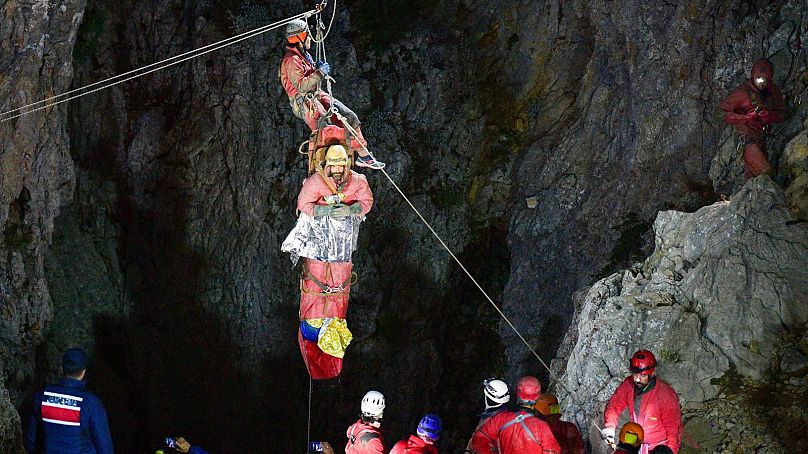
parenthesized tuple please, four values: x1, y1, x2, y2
(533, 394, 560, 416)
(619, 422, 644, 447)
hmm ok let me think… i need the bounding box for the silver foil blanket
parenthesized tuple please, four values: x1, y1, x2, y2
(281, 213, 364, 265)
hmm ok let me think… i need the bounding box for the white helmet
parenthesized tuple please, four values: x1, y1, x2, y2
(483, 379, 510, 409)
(361, 390, 385, 418)
(285, 19, 309, 38)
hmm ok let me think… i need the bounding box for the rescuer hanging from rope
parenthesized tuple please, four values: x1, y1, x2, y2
(279, 19, 385, 170)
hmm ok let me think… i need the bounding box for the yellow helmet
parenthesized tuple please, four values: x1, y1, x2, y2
(619, 422, 644, 447)
(325, 144, 349, 167)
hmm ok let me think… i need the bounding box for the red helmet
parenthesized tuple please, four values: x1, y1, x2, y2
(515, 376, 541, 402)
(629, 350, 657, 375)
(750, 58, 774, 81)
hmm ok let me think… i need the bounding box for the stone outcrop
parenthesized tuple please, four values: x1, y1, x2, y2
(552, 177, 808, 452)
(781, 117, 808, 218)
(504, 0, 808, 380)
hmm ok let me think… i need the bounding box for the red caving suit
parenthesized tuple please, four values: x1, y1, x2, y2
(604, 377, 682, 454)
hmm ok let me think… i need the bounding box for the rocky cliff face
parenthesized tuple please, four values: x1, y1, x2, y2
(552, 177, 808, 452)
(1, 0, 807, 452)
(1, 0, 86, 450)
(501, 0, 808, 378)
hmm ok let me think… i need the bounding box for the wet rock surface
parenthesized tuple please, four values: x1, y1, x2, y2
(0, 382, 22, 454)
(0, 0, 807, 452)
(552, 178, 808, 452)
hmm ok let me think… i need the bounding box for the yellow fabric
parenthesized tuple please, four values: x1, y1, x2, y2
(317, 318, 353, 358)
(306, 318, 324, 329)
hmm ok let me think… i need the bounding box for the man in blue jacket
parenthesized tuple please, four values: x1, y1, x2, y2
(25, 347, 113, 454)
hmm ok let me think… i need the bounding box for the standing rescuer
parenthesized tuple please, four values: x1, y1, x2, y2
(601, 350, 681, 454)
(25, 347, 114, 454)
(466, 378, 511, 453)
(719, 57, 786, 179)
(390, 414, 442, 454)
(345, 391, 386, 454)
(484, 376, 561, 454)
(533, 394, 584, 454)
(279, 18, 385, 169)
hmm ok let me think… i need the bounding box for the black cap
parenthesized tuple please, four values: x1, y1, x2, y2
(62, 347, 88, 373)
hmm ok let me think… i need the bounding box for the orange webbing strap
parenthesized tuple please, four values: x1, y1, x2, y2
(300, 262, 357, 296)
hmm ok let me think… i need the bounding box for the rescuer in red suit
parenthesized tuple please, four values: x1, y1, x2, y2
(481, 376, 561, 454)
(601, 350, 681, 454)
(466, 378, 511, 453)
(390, 414, 441, 454)
(345, 391, 385, 454)
(719, 58, 786, 179)
(279, 19, 384, 169)
(533, 394, 584, 454)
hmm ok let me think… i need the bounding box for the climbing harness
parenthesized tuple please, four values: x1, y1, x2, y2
(0, 9, 319, 124)
(497, 412, 539, 445)
(301, 265, 357, 296)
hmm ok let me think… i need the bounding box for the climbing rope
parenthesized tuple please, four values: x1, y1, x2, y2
(312, 0, 338, 111)
(0, 9, 318, 124)
(307, 376, 313, 452)
(335, 113, 606, 434)
(334, 116, 560, 382)
(311, 0, 337, 47)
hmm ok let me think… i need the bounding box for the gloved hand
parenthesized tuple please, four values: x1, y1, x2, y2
(329, 204, 351, 219)
(317, 61, 331, 76)
(323, 194, 342, 205)
(313, 205, 332, 218)
(601, 427, 616, 448)
(348, 203, 363, 215)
